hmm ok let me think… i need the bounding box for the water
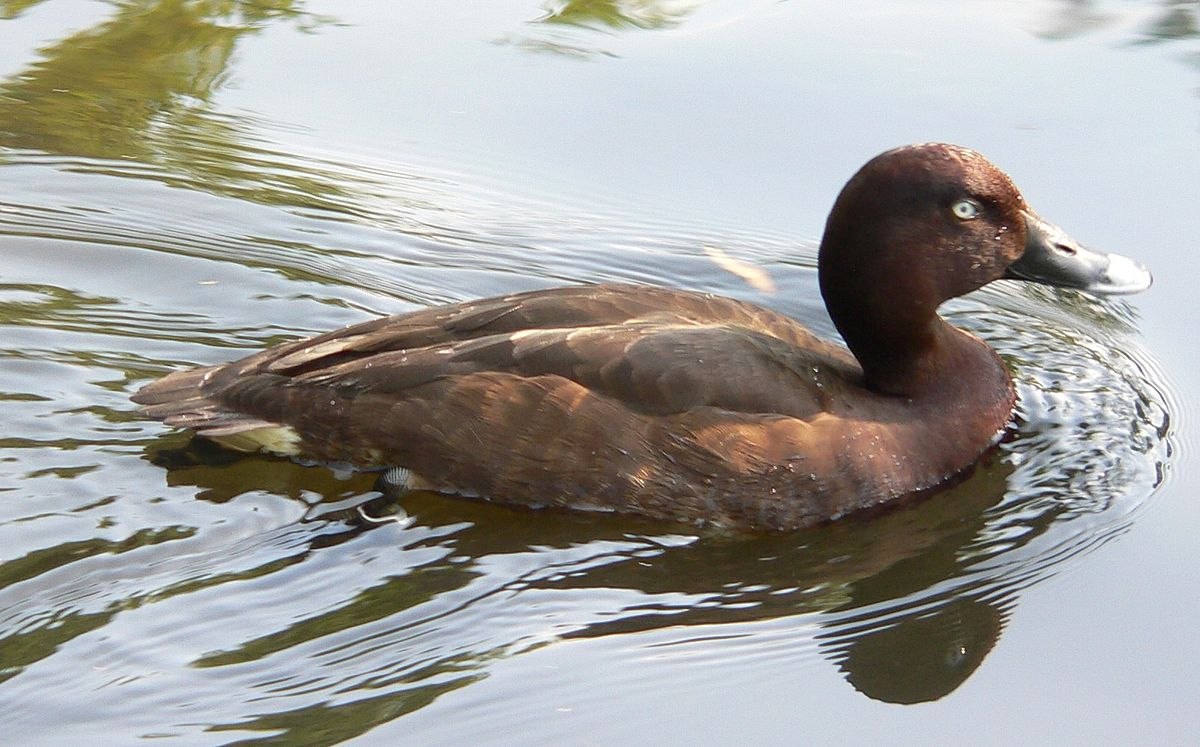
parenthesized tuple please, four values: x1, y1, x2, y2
(0, 1, 1196, 743)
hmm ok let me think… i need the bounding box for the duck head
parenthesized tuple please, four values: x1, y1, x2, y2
(817, 142, 1151, 394)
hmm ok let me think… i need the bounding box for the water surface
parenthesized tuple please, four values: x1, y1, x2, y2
(0, 1, 1196, 743)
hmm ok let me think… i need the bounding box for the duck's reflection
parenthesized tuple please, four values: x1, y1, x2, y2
(826, 594, 1006, 704)
(149, 437, 1047, 705)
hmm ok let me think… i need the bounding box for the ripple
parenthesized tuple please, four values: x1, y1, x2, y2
(0, 117, 1176, 738)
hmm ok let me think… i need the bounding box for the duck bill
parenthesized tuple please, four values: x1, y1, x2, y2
(1004, 209, 1152, 295)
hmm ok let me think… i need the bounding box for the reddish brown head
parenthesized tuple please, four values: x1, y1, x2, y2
(818, 143, 1150, 393)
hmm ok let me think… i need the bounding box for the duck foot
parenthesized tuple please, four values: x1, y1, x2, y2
(352, 467, 416, 527)
(375, 466, 413, 495)
(355, 499, 413, 527)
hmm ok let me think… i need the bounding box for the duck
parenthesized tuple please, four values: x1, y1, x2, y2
(133, 143, 1151, 531)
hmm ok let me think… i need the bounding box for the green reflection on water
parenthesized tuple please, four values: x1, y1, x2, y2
(0, 609, 114, 685)
(0, 525, 195, 592)
(515, 0, 699, 57)
(0, 1, 311, 156)
(0, 1, 367, 214)
(0, 525, 197, 682)
(192, 566, 477, 668)
(1, 0, 45, 20)
(205, 668, 484, 744)
(539, 0, 697, 30)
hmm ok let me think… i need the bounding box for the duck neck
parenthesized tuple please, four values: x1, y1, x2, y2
(819, 267, 936, 395)
(856, 317, 999, 399)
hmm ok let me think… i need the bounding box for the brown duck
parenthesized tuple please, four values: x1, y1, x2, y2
(133, 143, 1151, 530)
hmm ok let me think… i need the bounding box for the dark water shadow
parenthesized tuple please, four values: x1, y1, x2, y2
(134, 414, 1144, 720)
(436, 458, 1019, 706)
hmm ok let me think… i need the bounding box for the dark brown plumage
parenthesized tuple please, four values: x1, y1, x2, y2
(133, 143, 1151, 530)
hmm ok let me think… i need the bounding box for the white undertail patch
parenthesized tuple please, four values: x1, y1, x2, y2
(209, 425, 302, 456)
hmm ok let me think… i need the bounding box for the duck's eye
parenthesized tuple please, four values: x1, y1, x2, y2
(951, 199, 981, 220)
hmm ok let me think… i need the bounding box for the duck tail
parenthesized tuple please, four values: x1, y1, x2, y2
(132, 365, 300, 455)
(131, 365, 220, 407)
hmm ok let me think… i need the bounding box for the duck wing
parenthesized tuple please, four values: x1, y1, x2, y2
(208, 284, 846, 372)
(135, 283, 859, 424)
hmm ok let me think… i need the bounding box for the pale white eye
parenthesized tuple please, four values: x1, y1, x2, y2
(951, 199, 981, 220)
